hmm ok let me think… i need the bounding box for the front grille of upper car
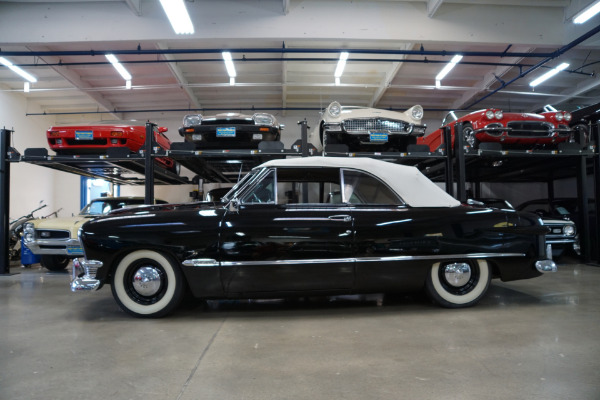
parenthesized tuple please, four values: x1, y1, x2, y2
(343, 118, 410, 134)
(201, 119, 254, 126)
(506, 121, 553, 138)
(36, 230, 70, 240)
(65, 139, 108, 145)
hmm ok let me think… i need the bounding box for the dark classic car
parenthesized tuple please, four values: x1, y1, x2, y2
(473, 198, 577, 257)
(418, 108, 574, 151)
(178, 112, 282, 149)
(47, 121, 178, 173)
(72, 157, 555, 317)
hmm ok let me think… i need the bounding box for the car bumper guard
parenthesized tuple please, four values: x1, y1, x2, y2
(70, 258, 103, 292)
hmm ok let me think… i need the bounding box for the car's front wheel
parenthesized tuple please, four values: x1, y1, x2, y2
(111, 250, 185, 318)
(41, 255, 70, 271)
(462, 123, 480, 149)
(425, 259, 491, 308)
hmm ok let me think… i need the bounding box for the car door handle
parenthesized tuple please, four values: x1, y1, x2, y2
(328, 215, 351, 222)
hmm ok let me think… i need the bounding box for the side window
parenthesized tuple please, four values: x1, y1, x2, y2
(342, 170, 401, 205)
(240, 170, 275, 204)
(275, 168, 341, 204)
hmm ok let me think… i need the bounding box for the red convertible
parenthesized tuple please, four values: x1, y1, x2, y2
(46, 121, 178, 172)
(418, 109, 574, 151)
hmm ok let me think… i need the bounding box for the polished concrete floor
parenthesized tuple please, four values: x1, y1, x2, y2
(1, 258, 599, 400)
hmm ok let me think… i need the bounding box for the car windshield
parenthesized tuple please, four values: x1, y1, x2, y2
(442, 110, 471, 126)
(221, 170, 260, 202)
(80, 199, 144, 216)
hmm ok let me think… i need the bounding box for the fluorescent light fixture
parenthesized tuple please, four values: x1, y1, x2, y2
(435, 54, 463, 82)
(335, 77, 341, 86)
(0, 57, 37, 83)
(230, 77, 235, 86)
(573, 0, 600, 24)
(24, 82, 30, 92)
(529, 62, 569, 87)
(126, 80, 132, 89)
(222, 52, 237, 78)
(105, 54, 132, 81)
(435, 79, 441, 88)
(159, 0, 194, 34)
(334, 52, 349, 78)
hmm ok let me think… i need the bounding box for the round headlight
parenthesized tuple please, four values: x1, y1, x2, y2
(411, 105, 424, 120)
(253, 113, 275, 126)
(183, 114, 202, 127)
(563, 225, 575, 236)
(563, 112, 572, 121)
(485, 110, 495, 120)
(328, 101, 342, 117)
(494, 110, 503, 120)
(555, 112, 564, 121)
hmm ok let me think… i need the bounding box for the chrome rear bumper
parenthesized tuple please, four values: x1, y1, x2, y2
(70, 258, 103, 292)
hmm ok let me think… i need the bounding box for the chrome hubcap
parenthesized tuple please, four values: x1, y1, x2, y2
(132, 266, 162, 296)
(463, 128, 475, 147)
(443, 262, 472, 287)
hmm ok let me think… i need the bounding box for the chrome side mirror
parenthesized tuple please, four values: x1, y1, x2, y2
(228, 198, 240, 213)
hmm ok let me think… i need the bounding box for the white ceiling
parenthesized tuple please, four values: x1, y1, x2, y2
(0, 0, 599, 126)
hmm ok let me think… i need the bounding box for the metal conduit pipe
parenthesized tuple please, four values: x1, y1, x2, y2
(465, 23, 600, 109)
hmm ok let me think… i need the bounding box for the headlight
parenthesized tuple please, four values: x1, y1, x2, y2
(253, 113, 275, 126)
(183, 114, 202, 127)
(328, 101, 342, 117)
(563, 225, 575, 236)
(485, 110, 495, 120)
(494, 110, 503, 120)
(23, 223, 35, 243)
(411, 105, 424, 120)
(555, 112, 564, 121)
(563, 112, 572, 121)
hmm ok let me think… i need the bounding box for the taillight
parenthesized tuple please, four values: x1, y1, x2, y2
(110, 131, 124, 137)
(48, 131, 60, 137)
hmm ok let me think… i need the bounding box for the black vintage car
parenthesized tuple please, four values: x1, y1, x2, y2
(178, 112, 282, 149)
(72, 157, 556, 318)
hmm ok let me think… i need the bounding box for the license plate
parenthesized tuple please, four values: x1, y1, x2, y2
(216, 127, 236, 137)
(369, 132, 388, 142)
(66, 246, 83, 255)
(75, 130, 93, 140)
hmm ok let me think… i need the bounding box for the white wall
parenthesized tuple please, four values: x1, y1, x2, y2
(0, 90, 80, 220)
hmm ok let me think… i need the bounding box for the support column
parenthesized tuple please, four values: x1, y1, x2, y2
(144, 122, 155, 205)
(454, 122, 467, 203)
(0, 129, 12, 274)
(577, 155, 590, 263)
(443, 126, 454, 197)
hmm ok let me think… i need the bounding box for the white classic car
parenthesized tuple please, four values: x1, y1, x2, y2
(310, 101, 426, 152)
(23, 197, 166, 271)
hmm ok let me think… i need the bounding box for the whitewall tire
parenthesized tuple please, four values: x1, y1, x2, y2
(111, 250, 185, 318)
(425, 259, 491, 308)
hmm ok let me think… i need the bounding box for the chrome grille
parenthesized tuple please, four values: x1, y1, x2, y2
(36, 230, 70, 240)
(507, 121, 553, 137)
(343, 118, 409, 134)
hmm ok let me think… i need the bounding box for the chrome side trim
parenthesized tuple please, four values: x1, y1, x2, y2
(220, 253, 525, 267)
(182, 258, 219, 267)
(536, 260, 557, 273)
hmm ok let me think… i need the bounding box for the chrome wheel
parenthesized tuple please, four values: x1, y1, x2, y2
(425, 259, 491, 308)
(112, 250, 185, 318)
(462, 123, 477, 148)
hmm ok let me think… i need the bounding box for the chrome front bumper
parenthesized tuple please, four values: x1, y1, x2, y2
(25, 238, 83, 256)
(70, 258, 103, 292)
(535, 244, 557, 273)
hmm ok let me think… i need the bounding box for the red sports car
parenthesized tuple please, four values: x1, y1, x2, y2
(46, 121, 178, 173)
(418, 109, 574, 151)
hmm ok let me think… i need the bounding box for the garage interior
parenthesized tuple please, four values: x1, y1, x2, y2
(1, 0, 600, 399)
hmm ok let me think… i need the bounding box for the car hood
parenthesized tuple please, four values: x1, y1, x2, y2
(29, 215, 96, 239)
(325, 106, 423, 125)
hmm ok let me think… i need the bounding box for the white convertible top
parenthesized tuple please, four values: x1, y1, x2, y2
(259, 157, 460, 208)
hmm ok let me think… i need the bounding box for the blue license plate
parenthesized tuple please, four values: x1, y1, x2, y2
(216, 127, 236, 137)
(369, 132, 388, 142)
(75, 130, 93, 140)
(66, 246, 83, 255)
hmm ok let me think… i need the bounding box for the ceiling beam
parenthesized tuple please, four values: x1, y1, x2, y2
(156, 43, 202, 110)
(124, 0, 142, 16)
(26, 46, 122, 119)
(283, 0, 290, 15)
(427, 0, 444, 17)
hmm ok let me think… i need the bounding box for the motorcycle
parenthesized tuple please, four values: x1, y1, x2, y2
(8, 202, 47, 261)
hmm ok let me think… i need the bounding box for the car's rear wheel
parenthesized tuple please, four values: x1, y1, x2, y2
(425, 259, 491, 308)
(41, 255, 70, 271)
(111, 250, 185, 318)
